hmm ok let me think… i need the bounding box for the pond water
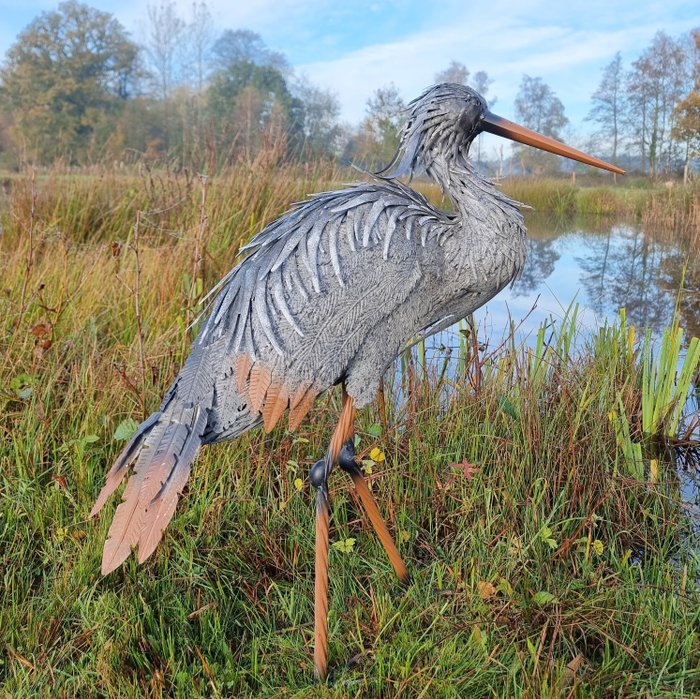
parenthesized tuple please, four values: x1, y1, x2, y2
(475, 214, 698, 344)
(425, 214, 700, 520)
(425, 214, 699, 370)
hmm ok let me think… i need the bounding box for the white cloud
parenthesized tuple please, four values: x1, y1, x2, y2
(296, 3, 700, 125)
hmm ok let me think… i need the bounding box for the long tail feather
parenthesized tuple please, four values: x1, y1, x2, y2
(100, 422, 170, 574)
(98, 408, 209, 575)
(90, 412, 161, 518)
(138, 406, 208, 562)
(93, 342, 218, 575)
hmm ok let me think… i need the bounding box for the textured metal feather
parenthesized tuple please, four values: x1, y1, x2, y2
(270, 268, 304, 337)
(229, 305, 248, 356)
(286, 255, 309, 301)
(212, 275, 240, 330)
(99, 420, 169, 574)
(327, 222, 344, 286)
(303, 220, 324, 292)
(138, 406, 208, 562)
(235, 353, 253, 393)
(248, 362, 272, 414)
(176, 344, 218, 404)
(382, 209, 400, 261)
(330, 191, 378, 214)
(262, 381, 289, 432)
(288, 383, 319, 432)
(269, 216, 316, 274)
(253, 279, 283, 355)
(242, 317, 258, 361)
(347, 213, 358, 252)
(90, 411, 160, 517)
(98, 341, 217, 574)
(268, 384, 289, 430)
(362, 199, 386, 247)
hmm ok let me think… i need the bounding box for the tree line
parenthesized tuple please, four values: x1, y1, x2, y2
(0, 1, 697, 177)
(0, 1, 345, 169)
(585, 31, 699, 178)
(504, 31, 699, 177)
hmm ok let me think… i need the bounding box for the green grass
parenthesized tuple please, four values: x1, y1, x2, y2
(498, 177, 700, 237)
(411, 176, 700, 244)
(1, 167, 699, 697)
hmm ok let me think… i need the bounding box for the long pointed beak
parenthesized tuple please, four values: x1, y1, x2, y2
(481, 111, 624, 175)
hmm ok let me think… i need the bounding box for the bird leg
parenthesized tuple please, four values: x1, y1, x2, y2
(337, 440, 409, 584)
(308, 388, 355, 681)
(308, 387, 410, 680)
(310, 472, 330, 682)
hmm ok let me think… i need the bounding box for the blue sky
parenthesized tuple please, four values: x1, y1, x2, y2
(1, 0, 698, 136)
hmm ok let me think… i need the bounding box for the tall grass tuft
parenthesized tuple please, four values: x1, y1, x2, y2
(641, 318, 700, 440)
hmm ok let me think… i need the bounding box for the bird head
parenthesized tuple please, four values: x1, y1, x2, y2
(379, 82, 623, 178)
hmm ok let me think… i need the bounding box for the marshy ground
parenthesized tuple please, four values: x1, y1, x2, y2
(1, 166, 699, 697)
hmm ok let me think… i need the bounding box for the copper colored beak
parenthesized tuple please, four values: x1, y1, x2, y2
(481, 111, 624, 175)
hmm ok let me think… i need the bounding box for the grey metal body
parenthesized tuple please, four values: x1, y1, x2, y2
(92, 83, 527, 573)
(202, 167, 525, 433)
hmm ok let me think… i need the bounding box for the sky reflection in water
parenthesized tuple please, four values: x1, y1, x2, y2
(475, 216, 693, 346)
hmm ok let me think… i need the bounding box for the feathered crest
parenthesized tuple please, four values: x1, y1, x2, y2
(377, 83, 488, 180)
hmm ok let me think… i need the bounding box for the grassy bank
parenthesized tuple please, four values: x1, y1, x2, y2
(407, 175, 700, 245)
(1, 168, 699, 697)
(499, 177, 700, 237)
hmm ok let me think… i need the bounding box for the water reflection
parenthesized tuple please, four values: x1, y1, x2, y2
(511, 236, 560, 297)
(471, 214, 697, 345)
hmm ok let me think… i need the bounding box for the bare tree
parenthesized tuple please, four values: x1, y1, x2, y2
(435, 60, 469, 85)
(514, 75, 568, 174)
(691, 28, 700, 89)
(471, 70, 495, 105)
(627, 31, 688, 176)
(187, 1, 214, 92)
(144, 1, 185, 100)
(344, 85, 406, 169)
(366, 84, 406, 161)
(515, 75, 568, 136)
(293, 76, 342, 157)
(586, 52, 624, 164)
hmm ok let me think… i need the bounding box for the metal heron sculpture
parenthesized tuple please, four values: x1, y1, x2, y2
(91, 83, 623, 680)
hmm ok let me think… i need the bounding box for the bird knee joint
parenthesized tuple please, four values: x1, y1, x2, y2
(309, 458, 328, 489)
(337, 440, 359, 474)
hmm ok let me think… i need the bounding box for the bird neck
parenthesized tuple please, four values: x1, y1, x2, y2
(425, 152, 491, 216)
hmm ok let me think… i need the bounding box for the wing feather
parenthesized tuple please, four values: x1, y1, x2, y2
(253, 279, 283, 355)
(248, 362, 272, 413)
(270, 268, 304, 337)
(288, 383, 319, 432)
(235, 354, 253, 393)
(197, 179, 447, 378)
(262, 381, 289, 432)
(328, 221, 344, 286)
